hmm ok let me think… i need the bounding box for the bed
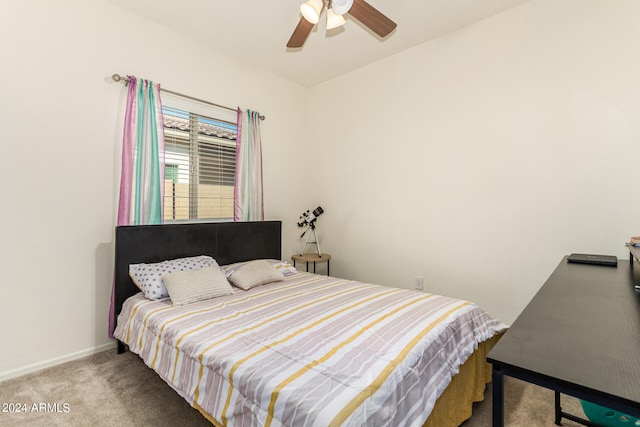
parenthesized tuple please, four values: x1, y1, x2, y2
(113, 220, 506, 426)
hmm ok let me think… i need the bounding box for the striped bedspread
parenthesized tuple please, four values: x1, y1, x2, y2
(114, 271, 506, 426)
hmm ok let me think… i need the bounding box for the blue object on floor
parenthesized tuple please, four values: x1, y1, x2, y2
(580, 400, 640, 426)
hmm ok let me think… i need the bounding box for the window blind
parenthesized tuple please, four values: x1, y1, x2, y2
(162, 106, 237, 221)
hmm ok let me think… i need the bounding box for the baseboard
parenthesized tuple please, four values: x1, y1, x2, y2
(0, 342, 117, 382)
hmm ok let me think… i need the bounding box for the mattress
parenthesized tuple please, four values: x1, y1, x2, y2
(114, 271, 506, 426)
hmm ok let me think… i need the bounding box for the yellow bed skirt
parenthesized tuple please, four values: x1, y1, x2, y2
(423, 332, 503, 427)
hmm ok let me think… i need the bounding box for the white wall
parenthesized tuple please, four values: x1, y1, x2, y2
(307, 0, 640, 325)
(0, 0, 307, 379)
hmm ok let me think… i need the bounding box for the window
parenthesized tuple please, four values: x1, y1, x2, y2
(162, 106, 237, 221)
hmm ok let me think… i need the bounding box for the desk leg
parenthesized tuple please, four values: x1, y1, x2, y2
(313, 261, 316, 274)
(492, 366, 504, 427)
(555, 391, 562, 425)
(327, 260, 330, 276)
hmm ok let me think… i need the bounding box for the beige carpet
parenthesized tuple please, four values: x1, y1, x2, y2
(0, 349, 590, 427)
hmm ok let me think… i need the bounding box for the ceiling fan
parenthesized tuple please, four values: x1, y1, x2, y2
(287, 0, 397, 48)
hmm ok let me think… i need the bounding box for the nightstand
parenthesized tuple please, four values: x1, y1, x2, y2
(291, 253, 331, 276)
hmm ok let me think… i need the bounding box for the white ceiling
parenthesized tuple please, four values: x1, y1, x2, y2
(106, 0, 531, 87)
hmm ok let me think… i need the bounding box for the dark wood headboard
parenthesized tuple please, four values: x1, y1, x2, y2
(114, 220, 281, 324)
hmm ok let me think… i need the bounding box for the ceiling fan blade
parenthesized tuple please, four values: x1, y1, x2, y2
(348, 0, 396, 38)
(287, 17, 315, 48)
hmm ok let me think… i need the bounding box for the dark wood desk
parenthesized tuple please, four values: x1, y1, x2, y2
(487, 257, 640, 426)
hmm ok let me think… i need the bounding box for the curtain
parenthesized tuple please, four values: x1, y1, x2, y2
(109, 76, 165, 337)
(117, 77, 165, 226)
(234, 108, 264, 221)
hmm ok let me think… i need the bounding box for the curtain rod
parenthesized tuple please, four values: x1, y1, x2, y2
(111, 74, 265, 121)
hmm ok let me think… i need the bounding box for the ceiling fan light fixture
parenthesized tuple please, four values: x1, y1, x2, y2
(287, 0, 396, 48)
(331, 0, 353, 15)
(300, 0, 324, 24)
(326, 7, 346, 30)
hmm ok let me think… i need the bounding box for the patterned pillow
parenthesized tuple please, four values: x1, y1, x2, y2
(272, 260, 298, 276)
(228, 260, 285, 290)
(129, 255, 218, 300)
(162, 266, 233, 306)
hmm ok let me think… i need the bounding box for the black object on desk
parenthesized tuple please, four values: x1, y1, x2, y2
(567, 253, 618, 267)
(487, 256, 640, 427)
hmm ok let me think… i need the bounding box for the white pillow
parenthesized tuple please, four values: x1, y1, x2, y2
(129, 255, 218, 300)
(222, 259, 297, 278)
(162, 266, 233, 306)
(228, 260, 285, 290)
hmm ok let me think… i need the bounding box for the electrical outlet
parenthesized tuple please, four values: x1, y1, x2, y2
(414, 276, 424, 290)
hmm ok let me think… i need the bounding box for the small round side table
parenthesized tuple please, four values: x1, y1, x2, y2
(291, 253, 331, 276)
